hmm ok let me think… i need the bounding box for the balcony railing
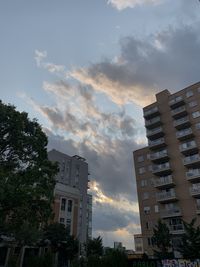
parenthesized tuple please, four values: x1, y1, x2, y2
(148, 137, 165, 149)
(190, 185, 200, 197)
(147, 126, 163, 137)
(150, 149, 168, 161)
(152, 162, 171, 175)
(160, 209, 181, 218)
(171, 106, 187, 117)
(179, 140, 197, 153)
(196, 206, 200, 214)
(169, 224, 184, 234)
(144, 106, 159, 118)
(154, 175, 174, 188)
(186, 169, 200, 181)
(176, 128, 193, 140)
(183, 154, 200, 166)
(156, 190, 177, 202)
(174, 116, 190, 129)
(145, 116, 161, 129)
(169, 96, 184, 108)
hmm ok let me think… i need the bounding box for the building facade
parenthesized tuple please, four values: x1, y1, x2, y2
(133, 82, 200, 257)
(48, 149, 92, 245)
(134, 234, 144, 254)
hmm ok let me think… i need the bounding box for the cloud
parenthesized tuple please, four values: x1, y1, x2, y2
(107, 0, 161, 10)
(35, 50, 65, 75)
(71, 26, 200, 107)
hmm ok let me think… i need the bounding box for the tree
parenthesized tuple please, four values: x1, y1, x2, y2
(152, 219, 173, 259)
(0, 101, 58, 264)
(44, 223, 79, 266)
(178, 218, 200, 259)
(102, 249, 128, 267)
(86, 236, 103, 257)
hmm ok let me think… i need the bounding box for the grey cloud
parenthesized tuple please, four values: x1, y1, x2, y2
(80, 25, 200, 105)
(92, 202, 139, 232)
(46, 129, 140, 202)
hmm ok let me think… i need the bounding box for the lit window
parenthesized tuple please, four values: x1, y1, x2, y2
(139, 167, 145, 174)
(61, 198, 66, 211)
(189, 101, 197, 108)
(186, 90, 193, 98)
(137, 155, 144, 162)
(192, 111, 200, 118)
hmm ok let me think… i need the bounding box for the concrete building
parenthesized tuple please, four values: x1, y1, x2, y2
(134, 234, 144, 254)
(48, 149, 92, 246)
(133, 82, 200, 257)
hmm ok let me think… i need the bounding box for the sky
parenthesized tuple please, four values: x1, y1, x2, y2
(0, 0, 200, 249)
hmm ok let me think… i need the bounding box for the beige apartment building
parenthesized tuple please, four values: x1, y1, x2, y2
(133, 82, 200, 257)
(48, 150, 92, 247)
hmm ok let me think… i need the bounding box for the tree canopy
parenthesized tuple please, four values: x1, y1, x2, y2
(178, 218, 200, 259)
(0, 100, 58, 242)
(152, 219, 173, 259)
(86, 236, 103, 257)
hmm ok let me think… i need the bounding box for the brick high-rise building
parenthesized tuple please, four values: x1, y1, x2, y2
(133, 82, 200, 257)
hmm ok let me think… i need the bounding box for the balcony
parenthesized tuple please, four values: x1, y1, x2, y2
(148, 137, 166, 150)
(145, 116, 162, 129)
(196, 206, 200, 215)
(176, 128, 193, 141)
(146, 126, 164, 140)
(171, 106, 187, 119)
(179, 140, 198, 155)
(169, 96, 185, 109)
(150, 149, 169, 163)
(154, 175, 175, 189)
(169, 224, 184, 235)
(156, 190, 177, 203)
(144, 106, 160, 119)
(174, 116, 190, 130)
(152, 162, 171, 176)
(160, 209, 181, 219)
(183, 154, 200, 167)
(186, 169, 200, 182)
(190, 184, 200, 197)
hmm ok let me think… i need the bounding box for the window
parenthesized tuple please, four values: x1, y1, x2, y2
(137, 155, 144, 162)
(189, 101, 197, 108)
(144, 206, 150, 214)
(146, 222, 149, 229)
(196, 122, 200, 130)
(198, 87, 200, 93)
(186, 90, 193, 98)
(143, 192, 149, 200)
(154, 205, 159, 213)
(192, 111, 200, 118)
(60, 217, 65, 224)
(141, 179, 147, 187)
(61, 198, 66, 211)
(139, 167, 145, 174)
(66, 219, 71, 232)
(68, 200, 73, 212)
(148, 165, 152, 171)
